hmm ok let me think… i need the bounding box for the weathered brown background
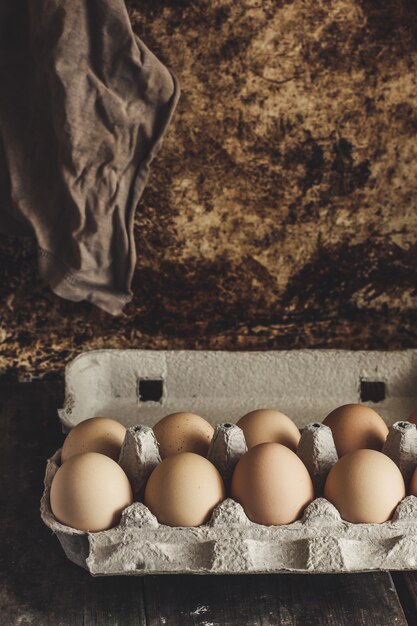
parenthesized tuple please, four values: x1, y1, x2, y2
(1, 0, 417, 381)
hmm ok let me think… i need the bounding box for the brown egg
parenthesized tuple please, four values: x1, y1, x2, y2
(323, 404, 388, 457)
(50, 452, 133, 531)
(409, 465, 417, 497)
(144, 452, 225, 527)
(324, 449, 405, 523)
(237, 409, 300, 451)
(231, 443, 314, 525)
(408, 408, 417, 425)
(153, 412, 214, 459)
(61, 417, 126, 463)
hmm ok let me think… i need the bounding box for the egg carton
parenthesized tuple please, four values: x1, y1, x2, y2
(40, 349, 417, 575)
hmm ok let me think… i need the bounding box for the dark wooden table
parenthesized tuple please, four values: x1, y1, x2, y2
(1, 381, 416, 626)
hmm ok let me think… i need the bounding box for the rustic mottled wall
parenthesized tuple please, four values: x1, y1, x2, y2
(1, 0, 417, 380)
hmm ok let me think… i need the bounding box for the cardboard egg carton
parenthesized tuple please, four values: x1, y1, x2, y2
(40, 349, 417, 575)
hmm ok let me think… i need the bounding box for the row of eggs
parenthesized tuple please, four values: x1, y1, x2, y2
(50, 404, 417, 532)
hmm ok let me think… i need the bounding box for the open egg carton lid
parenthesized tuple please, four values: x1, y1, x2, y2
(41, 349, 417, 575)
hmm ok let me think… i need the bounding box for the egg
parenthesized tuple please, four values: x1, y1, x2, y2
(153, 412, 214, 459)
(144, 452, 225, 526)
(324, 449, 405, 523)
(323, 404, 388, 457)
(231, 443, 314, 525)
(50, 452, 133, 531)
(237, 408, 300, 451)
(61, 417, 126, 463)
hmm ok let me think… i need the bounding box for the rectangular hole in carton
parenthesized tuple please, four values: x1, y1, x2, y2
(360, 380, 386, 403)
(138, 379, 164, 402)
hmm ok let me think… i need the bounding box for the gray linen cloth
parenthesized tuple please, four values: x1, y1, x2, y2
(0, 0, 180, 314)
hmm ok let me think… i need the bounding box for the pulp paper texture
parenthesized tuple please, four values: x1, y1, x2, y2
(0, 0, 180, 315)
(41, 349, 417, 575)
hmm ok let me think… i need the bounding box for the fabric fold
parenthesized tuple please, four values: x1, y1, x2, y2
(0, 0, 180, 315)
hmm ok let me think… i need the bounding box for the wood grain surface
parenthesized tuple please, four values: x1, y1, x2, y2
(143, 573, 408, 626)
(0, 381, 414, 625)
